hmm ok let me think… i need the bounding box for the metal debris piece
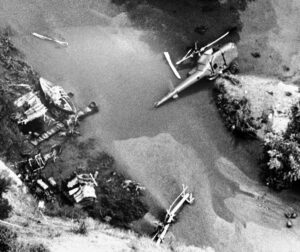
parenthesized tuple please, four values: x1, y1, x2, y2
(287, 220, 293, 228)
(32, 32, 68, 46)
(66, 173, 97, 206)
(30, 122, 65, 146)
(153, 184, 194, 244)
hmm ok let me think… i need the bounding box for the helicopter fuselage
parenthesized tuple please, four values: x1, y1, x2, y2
(154, 42, 238, 108)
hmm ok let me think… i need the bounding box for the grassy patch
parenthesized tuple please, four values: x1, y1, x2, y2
(0, 225, 50, 252)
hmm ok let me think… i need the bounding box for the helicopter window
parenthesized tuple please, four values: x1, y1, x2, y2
(213, 63, 218, 69)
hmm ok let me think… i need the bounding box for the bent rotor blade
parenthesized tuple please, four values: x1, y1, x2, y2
(164, 52, 181, 79)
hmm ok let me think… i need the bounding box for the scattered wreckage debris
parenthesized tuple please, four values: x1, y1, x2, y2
(32, 32, 69, 47)
(11, 77, 98, 145)
(15, 145, 62, 202)
(121, 180, 145, 196)
(76, 102, 99, 121)
(12, 91, 48, 125)
(30, 122, 65, 146)
(152, 185, 194, 244)
(65, 173, 97, 207)
(156, 30, 238, 107)
(16, 144, 62, 177)
(285, 209, 298, 228)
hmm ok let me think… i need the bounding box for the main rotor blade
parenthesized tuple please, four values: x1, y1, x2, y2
(199, 31, 229, 52)
(164, 52, 181, 79)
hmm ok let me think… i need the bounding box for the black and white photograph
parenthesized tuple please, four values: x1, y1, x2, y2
(0, 0, 299, 251)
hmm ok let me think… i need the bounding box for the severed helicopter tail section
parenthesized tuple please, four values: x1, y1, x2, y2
(152, 184, 194, 244)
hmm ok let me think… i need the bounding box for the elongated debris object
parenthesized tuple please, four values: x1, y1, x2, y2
(164, 52, 181, 79)
(32, 32, 68, 46)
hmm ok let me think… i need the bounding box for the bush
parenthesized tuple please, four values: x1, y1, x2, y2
(44, 202, 88, 220)
(72, 221, 88, 235)
(0, 176, 11, 194)
(214, 85, 258, 138)
(263, 134, 300, 190)
(0, 225, 17, 252)
(0, 225, 50, 252)
(262, 102, 300, 189)
(0, 176, 12, 220)
(26, 243, 50, 252)
(0, 198, 12, 220)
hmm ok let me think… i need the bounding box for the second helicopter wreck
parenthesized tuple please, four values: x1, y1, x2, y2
(12, 74, 99, 205)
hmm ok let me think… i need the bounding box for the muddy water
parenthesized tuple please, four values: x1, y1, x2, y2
(0, 0, 264, 249)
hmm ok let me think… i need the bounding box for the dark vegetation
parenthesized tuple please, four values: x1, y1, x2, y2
(0, 225, 49, 252)
(214, 81, 259, 138)
(72, 220, 88, 235)
(45, 138, 148, 229)
(0, 28, 36, 161)
(0, 175, 12, 220)
(262, 102, 300, 190)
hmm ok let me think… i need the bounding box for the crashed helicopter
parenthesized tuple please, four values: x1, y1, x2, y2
(154, 31, 238, 108)
(152, 185, 194, 244)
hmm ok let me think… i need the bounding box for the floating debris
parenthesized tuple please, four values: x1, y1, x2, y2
(32, 32, 68, 47)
